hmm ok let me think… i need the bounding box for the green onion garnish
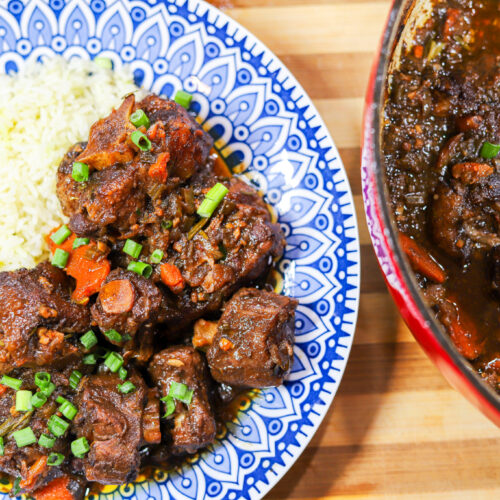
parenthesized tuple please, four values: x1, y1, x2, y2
(56, 396, 66, 404)
(50, 225, 72, 245)
(197, 183, 229, 218)
(162, 397, 176, 418)
(0, 437, 4, 456)
(118, 367, 128, 381)
(34, 372, 51, 389)
(12, 427, 36, 448)
(59, 400, 78, 420)
(72, 162, 89, 182)
(105, 351, 124, 373)
(174, 90, 193, 110)
(48, 415, 69, 437)
(15, 391, 32, 412)
(40, 382, 56, 398)
(80, 330, 98, 350)
(11, 477, 20, 496)
(123, 239, 143, 259)
(94, 56, 113, 69)
(480, 141, 500, 159)
(150, 249, 164, 264)
(73, 237, 90, 249)
(161, 220, 173, 230)
(130, 109, 150, 129)
(71, 437, 90, 458)
(104, 329, 122, 343)
(166, 381, 194, 405)
(47, 453, 65, 466)
(127, 261, 153, 278)
(130, 130, 151, 151)
(38, 433, 55, 449)
(69, 370, 82, 390)
(31, 392, 47, 409)
(117, 381, 136, 394)
(83, 354, 97, 365)
(0, 375, 22, 391)
(51, 248, 69, 269)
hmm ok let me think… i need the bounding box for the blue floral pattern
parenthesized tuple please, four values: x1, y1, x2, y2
(0, 1, 360, 499)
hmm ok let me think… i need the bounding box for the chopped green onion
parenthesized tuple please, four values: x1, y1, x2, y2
(123, 239, 143, 259)
(105, 352, 124, 373)
(47, 453, 65, 466)
(69, 370, 83, 390)
(130, 109, 150, 129)
(31, 392, 47, 409)
(0, 375, 22, 391)
(73, 237, 90, 249)
(34, 372, 51, 389)
(161, 220, 173, 230)
(480, 141, 500, 159)
(12, 427, 36, 447)
(127, 261, 153, 278)
(56, 396, 66, 404)
(51, 248, 69, 269)
(38, 433, 55, 449)
(71, 437, 90, 458)
(104, 329, 122, 343)
(174, 89, 193, 109)
(166, 381, 194, 405)
(80, 330, 98, 350)
(197, 183, 229, 218)
(94, 56, 113, 69)
(15, 391, 32, 412)
(150, 249, 164, 264)
(118, 367, 128, 381)
(117, 381, 136, 394)
(0, 437, 3, 456)
(72, 162, 89, 182)
(50, 225, 72, 245)
(162, 397, 176, 418)
(130, 130, 151, 151)
(11, 477, 20, 495)
(83, 354, 97, 365)
(40, 382, 56, 398)
(59, 400, 78, 420)
(48, 415, 69, 437)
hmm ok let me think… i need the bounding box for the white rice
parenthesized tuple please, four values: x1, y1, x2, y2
(0, 57, 142, 271)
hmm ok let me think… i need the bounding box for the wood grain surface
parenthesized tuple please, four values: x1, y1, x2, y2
(208, 1, 500, 498)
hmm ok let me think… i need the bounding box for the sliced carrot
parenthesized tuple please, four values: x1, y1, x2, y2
(99, 279, 135, 314)
(439, 296, 485, 360)
(33, 476, 74, 500)
(0, 385, 7, 397)
(413, 44, 424, 58)
(20, 456, 48, 490)
(399, 233, 447, 283)
(443, 8, 461, 40)
(148, 152, 170, 183)
(160, 263, 185, 294)
(65, 243, 111, 303)
(46, 226, 76, 254)
(451, 162, 494, 185)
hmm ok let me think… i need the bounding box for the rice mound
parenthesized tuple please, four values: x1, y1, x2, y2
(0, 57, 141, 271)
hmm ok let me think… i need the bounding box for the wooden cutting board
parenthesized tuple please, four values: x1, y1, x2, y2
(208, 1, 500, 498)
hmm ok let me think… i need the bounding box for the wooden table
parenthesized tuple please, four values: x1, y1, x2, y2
(209, 1, 500, 498)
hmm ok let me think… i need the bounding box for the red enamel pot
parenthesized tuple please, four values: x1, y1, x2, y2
(361, 0, 500, 426)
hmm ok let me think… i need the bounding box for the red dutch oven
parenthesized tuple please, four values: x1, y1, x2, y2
(361, 0, 500, 425)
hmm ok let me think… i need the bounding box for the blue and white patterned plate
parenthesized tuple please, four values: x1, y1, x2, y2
(0, 1, 360, 498)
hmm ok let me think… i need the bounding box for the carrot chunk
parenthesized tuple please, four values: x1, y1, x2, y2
(65, 243, 111, 304)
(399, 233, 447, 283)
(148, 152, 170, 183)
(33, 476, 74, 500)
(99, 279, 135, 314)
(160, 263, 185, 294)
(20, 456, 48, 490)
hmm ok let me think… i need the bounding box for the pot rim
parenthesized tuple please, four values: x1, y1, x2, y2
(367, 0, 500, 413)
